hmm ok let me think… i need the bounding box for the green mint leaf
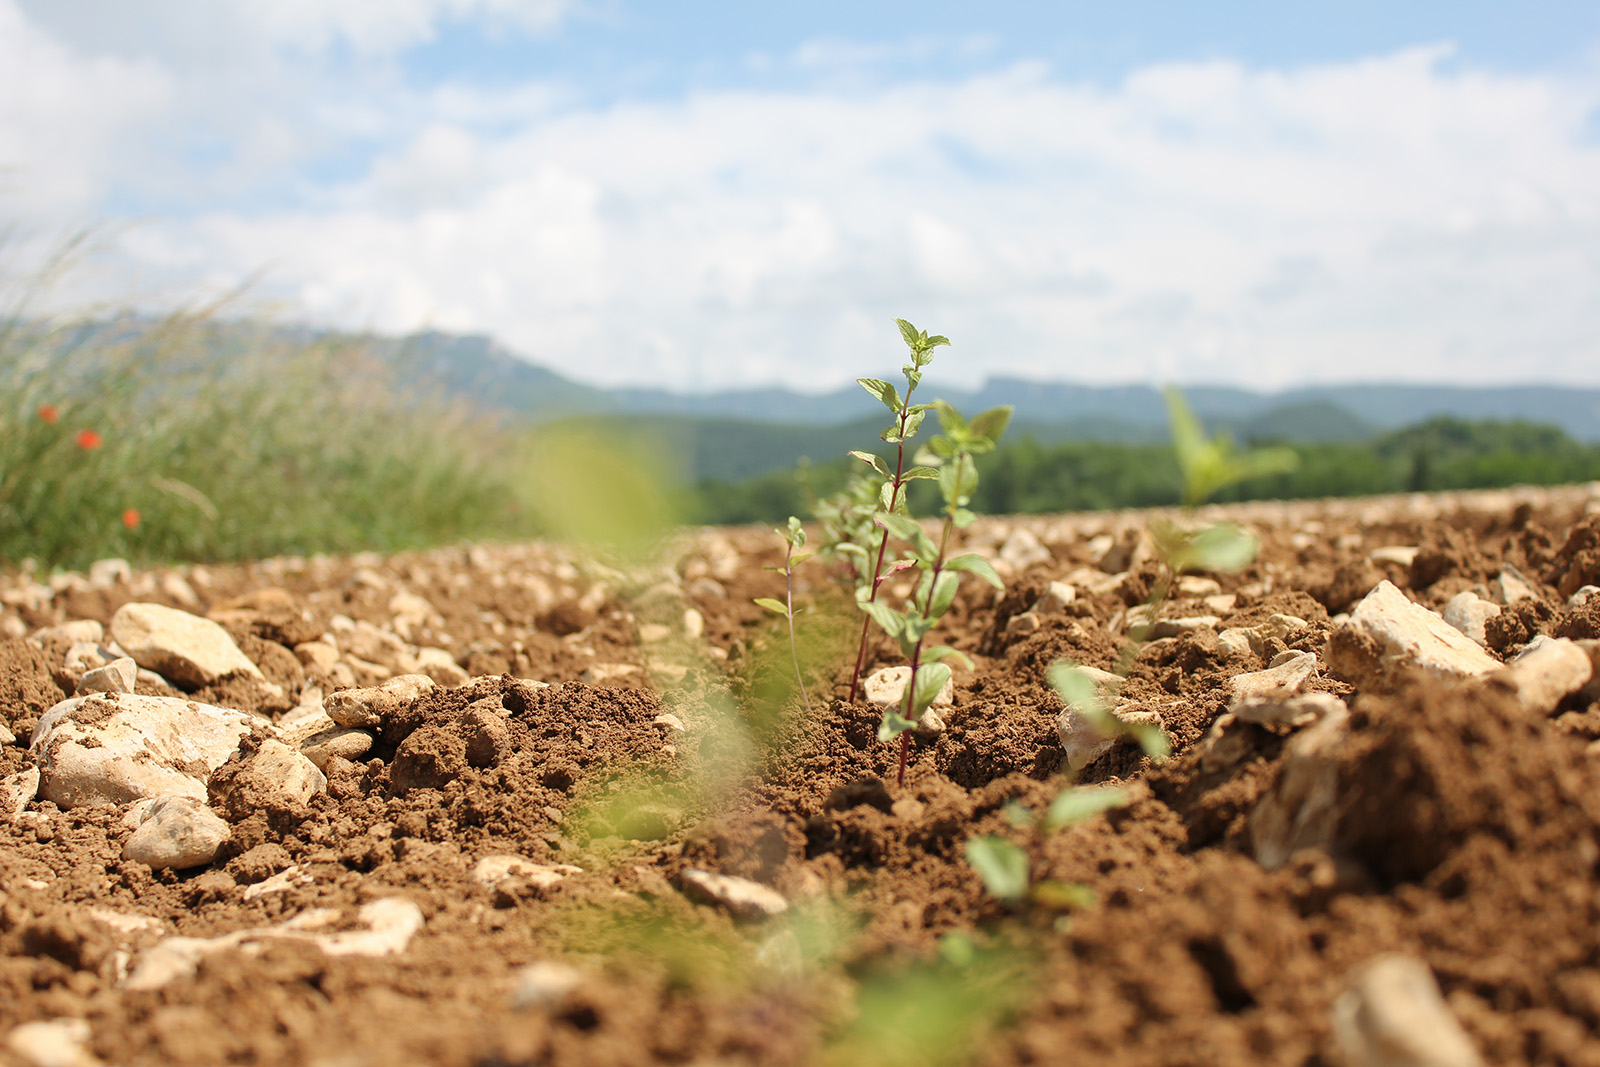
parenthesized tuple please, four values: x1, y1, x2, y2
(920, 645, 974, 671)
(880, 428, 904, 444)
(927, 570, 960, 618)
(894, 318, 921, 350)
(908, 661, 951, 716)
(901, 409, 927, 439)
(1031, 881, 1096, 911)
(952, 507, 979, 528)
(858, 377, 903, 414)
(849, 450, 891, 478)
(965, 836, 1029, 905)
(859, 600, 906, 638)
(1178, 523, 1259, 574)
(944, 553, 1003, 589)
(754, 597, 790, 615)
(968, 405, 1013, 446)
(1126, 721, 1171, 761)
(790, 552, 814, 567)
(901, 465, 940, 481)
(878, 710, 918, 742)
(933, 400, 968, 436)
(1043, 786, 1133, 831)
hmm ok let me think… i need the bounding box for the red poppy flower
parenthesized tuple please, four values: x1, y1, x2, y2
(75, 429, 102, 450)
(37, 404, 59, 423)
(122, 509, 141, 530)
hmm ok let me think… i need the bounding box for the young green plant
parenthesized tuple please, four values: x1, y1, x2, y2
(965, 784, 1135, 911)
(1047, 386, 1298, 770)
(866, 399, 1011, 785)
(754, 515, 815, 716)
(842, 318, 948, 704)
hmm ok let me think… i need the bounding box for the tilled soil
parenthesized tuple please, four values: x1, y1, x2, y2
(5, 485, 1600, 1066)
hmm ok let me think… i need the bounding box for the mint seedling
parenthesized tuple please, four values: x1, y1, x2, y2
(965, 784, 1133, 910)
(842, 318, 949, 704)
(868, 398, 1010, 785)
(755, 515, 815, 716)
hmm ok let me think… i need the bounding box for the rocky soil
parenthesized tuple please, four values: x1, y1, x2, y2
(5, 484, 1600, 1066)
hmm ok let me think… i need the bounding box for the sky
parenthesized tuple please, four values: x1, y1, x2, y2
(2, 1, 1599, 394)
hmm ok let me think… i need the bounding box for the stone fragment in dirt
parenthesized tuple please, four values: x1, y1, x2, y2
(242, 865, 314, 902)
(1492, 564, 1539, 606)
(123, 796, 231, 870)
(411, 646, 468, 687)
(679, 868, 789, 921)
(1147, 615, 1221, 639)
(215, 738, 328, 809)
(862, 666, 955, 707)
(29, 693, 256, 807)
(1572, 585, 1600, 607)
(1058, 691, 1162, 774)
(298, 726, 374, 770)
(1033, 581, 1077, 614)
(323, 673, 435, 729)
(1250, 703, 1351, 869)
(1229, 650, 1317, 702)
(6, 1017, 103, 1067)
(1331, 955, 1483, 1067)
(1326, 581, 1500, 691)
(1497, 636, 1592, 715)
(1062, 566, 1126, 597)
(653, 713, 686, 732)
(584, 663, 641, 683)
(1232, 690, 1348, 728)
(1004, 611, 1041, 636)
(1369, 545, 1420, 568)
(3, 766, 40, 822)
(1177, 575, 1223, 597)
(510, 961, 585, 1011)
(109, 602, 264, 688)
(293, 639, 340, 672)
(125, 897, 425, 991)
(998, 528, 1052, 570)
(34, 619, 104, 646)
(1441, 592, 1499, 647)
(75, 656, 137, 695)
(470, 855, 583, 890)
(88, 557, 132, 589)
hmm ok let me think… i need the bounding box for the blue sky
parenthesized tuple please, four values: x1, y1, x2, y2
(2, 1, 1598, 392)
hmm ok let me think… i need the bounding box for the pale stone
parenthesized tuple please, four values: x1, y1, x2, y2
(1059, 702, 1162, 773)
(1500, 636, 1592, 715)
(123, 796, 230, 869)
(653, 714, 686, 732)
(1331, 955, 1483, 1067)
(862, 666, 954, 707)
(998, 528, 1052, 569)
(3, 766, 40, 822)
(1202, 594, 1238, 615)
(1369, 545, 1420, 568)
(0, 721, 13, 744)
(125, 898, 424, 991)
(1032, 581, 1076, 614)
(6, 1018, 103, 1067)
(0, 614, 25, 638)
(388, 590, 440, 635)
(242, 866, 314, 902)
(1326, 581, 1501, 691)
(412, 646, 468, 687)
(1492, 564, 1538, 606)
(1061, 566, 1126, 597)
(1232, 691, 1348, 728)
(584, 663, 641, 683)
(1571, 585, 1600, 608)
(294, 640, 340, 671)
(1229, 651, 1318, 702)
(242, 739, 328, 805)
(680, 869, 789, 920)
(1250, 706, 1351, 869)
(29, 693, 256, 807)
(1442, 592, 1499, 647)
(682, 607, 705, 639)
(34, 620, 103, 646)
(1176, 575, 1223, 598)
(158, 572, 201, 609)
(299, 727, 374, 770)
(637, 623, 672, 644)
(87, 558, 132, 589)
(324, 674, 435, 729)
(469, 855, 582, 890)
(1217, 629, 1255, 657)
(1147, 615, 1221, 639)
(511, 961, 585, 1010)
(76, 657, 137, 695)
(109, 602, 263, 688)
(1005, 611, 1042, 636)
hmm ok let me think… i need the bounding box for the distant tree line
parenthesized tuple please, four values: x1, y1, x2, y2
(680, 417, 1600, 526)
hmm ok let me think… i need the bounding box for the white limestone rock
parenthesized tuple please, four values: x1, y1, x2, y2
(1231, 690, 1348, 728)
(324, 674, 435, 729)
(75, 657, 137, 695)
(29, 693, 256, 807)
(1331, 955, 1483, 1067)
(1326, 581, 1501, 691)
(3, 766, 40, 823)
(680, 869, 789, 921)
(470, 855, 583, 890)
(1441, 592, 1500, 647)
(1032, 581, 1076, 614)
(6, 1018, 103, 1067)
(298, 727, 374, 770)
(109, 602, 264, 688)
(1250, 706, 1351, 869)
(1499, 636, 1592, 715)
(1229, 651, 1318, 703)
(122, 796, 230, 870)
(411, 646, 469, 687)
(862, 665, 954, 707)
(998, 528, 1052, 570)
(510, 962, 585, 1011)
(1492, 564, 1539, 606)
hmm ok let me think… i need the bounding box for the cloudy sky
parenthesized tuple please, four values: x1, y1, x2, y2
(2, 1, 1598, 393)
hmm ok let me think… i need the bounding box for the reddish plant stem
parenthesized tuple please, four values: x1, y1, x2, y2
(896, 515, 954, 786)
(845, 402, 918, 704)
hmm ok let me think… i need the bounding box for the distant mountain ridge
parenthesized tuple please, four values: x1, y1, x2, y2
(392, 330, 1600, 445)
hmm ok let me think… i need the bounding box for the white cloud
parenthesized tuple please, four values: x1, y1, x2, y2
(3, 5, 1598, 391)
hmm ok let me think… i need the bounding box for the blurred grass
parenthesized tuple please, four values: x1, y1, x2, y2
(0, 241, 553, 571)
